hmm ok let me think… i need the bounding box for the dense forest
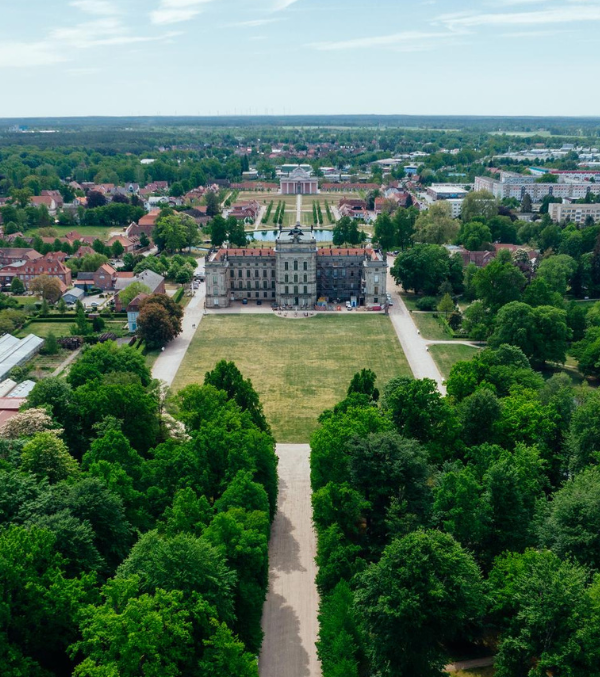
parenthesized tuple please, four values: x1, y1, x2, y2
(312, 360, 600, 677)
(0, 346, 277, 676)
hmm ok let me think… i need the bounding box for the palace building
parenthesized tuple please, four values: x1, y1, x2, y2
(205, 223, 387, 309)
(280, 167, 319, 195)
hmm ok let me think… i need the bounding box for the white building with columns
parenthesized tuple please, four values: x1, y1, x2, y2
(280, 167, 319, 195)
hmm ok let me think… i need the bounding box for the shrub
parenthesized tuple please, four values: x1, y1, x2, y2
(415, 296, 438, 311)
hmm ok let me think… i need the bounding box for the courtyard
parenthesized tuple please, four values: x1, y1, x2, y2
(171, 314, 411, 442)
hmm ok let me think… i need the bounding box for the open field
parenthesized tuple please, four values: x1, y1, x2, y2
(29, 224, 120, 240)
(171, 314, 411, 442)
(429, 343, 480, 379)
(18, 321, 75, 338)
(412, 312, 454, 340)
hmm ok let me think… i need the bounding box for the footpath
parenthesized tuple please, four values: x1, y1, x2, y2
(259, 444, 321, 677)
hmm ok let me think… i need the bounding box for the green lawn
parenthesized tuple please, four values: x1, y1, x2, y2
(171, 314, 411, 443)
(18, 321, 76, 338)
(429, 344, 480, 379)
(412, 313, 454, 340)
(29, 224, 120, 241)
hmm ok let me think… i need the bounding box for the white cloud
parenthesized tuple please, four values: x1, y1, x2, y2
(309, 30, 450, 51)
(70, 0, 120, 16)
(438, 4, 600, 29)
(232, 18, 281, 27)
(0, 42, 67, 68)
(0, 12, 180, 69)
(272, 0, 299, 10)
(150, 0, 215, 24)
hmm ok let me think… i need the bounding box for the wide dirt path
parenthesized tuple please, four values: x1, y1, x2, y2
(152, 259, 205, 386)
(259, 444, 321, 677)
(386, 257, 447, 394)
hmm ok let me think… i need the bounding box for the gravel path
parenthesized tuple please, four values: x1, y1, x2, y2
(259, 444, 321, 677)
(151, 259, 205, 387)
(386, 258, 447, 394)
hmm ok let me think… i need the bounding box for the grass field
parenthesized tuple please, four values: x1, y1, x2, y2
(29, 224, 120, 241)
(412, 312, 454, 340)
(18, 321, 75, 338)
(429, 344, 480, 379)
(171, 314, 411, 443)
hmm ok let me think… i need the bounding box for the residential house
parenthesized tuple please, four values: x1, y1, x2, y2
(93, 264, 117, 291)
(30, 195, 58, 215)
(41, 190, 64, 209)
(126, 293, 149, 332)
(126, 210, 160, 241)
(228, 200, 260, 222)
(114, 270, 166, 311)
(107, 235, 135, 253)
(0, 249, 42, 266)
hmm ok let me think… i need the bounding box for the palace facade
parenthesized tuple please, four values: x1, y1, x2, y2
(205, 224, 387, 309)
(280, 167, 319, 195)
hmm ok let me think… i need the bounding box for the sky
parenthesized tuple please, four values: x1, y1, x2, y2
(0, 0, 598, 118)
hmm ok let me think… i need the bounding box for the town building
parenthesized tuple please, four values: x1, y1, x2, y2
(0, 252, 72, 291)
(0, 249, 42, 266)
(205, 223, 387, 309)
(427, 184, 469, 201)
(475, 172, 600, 201)
(280, 167, 319, 195)
(548, 202, 600, 225)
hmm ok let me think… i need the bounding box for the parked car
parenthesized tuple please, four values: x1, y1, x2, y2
(257, 300, 262, 306)
(90, 302, 99, 308)
(242, 298, 248, 305)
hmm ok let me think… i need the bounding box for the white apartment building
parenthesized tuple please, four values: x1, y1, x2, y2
(475, 171, 600, 202)
(548, 202, 600, 225)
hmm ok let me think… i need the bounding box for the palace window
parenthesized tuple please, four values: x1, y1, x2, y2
(246, 270, 250, 278)
(294, 261, 298, 271)
(285, 262, 289, 271)
(304, 261, 308, 271)
(374, 286, 379, 295)
(304, 286, 307, 294)
(263, 281, 268, 289)
(239, 281, 243, 289)
(304, 274, 307, 283)
(294, 274, 298, 283)
(294, 286, 299, 294)
(285, 274, 289, 283)
(238, 270, 242, 278)
(285, 286, 289, 294)
(230, 270, 234, 278)
(272, 281, 275, 289)
(255, 281, 260, 290)
(263, 270, 267, 278)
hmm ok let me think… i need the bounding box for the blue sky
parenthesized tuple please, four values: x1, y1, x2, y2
(0, 0, 598, 118)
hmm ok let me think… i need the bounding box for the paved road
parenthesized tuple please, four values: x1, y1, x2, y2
(259, 444, 321, 677)
(151, 259, 206, 387)
(386, 258, 446, 394)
